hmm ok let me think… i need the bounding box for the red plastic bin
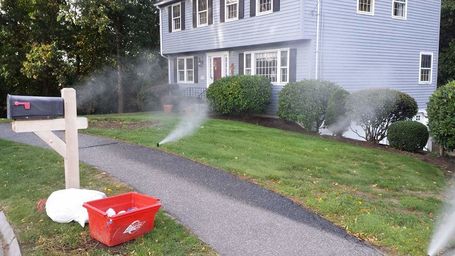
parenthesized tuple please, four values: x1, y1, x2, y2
(83, 192, 161, 246)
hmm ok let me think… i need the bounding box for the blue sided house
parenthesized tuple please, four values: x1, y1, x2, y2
(155, 0, 441, 116)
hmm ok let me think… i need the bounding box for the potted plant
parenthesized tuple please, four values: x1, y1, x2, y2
(161, 94, 176, 113)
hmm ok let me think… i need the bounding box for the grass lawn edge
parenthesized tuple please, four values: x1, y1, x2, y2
(0, 139, 217, 255)
(82, 130, 388, 254)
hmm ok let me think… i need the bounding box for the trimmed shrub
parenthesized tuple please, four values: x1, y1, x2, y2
(206, 75, 272, 115)
(278, 80, 344, 132)
(427, 81, 455, 155)
(325, 88, 350, 136)
(346, 89, 418, 143)
(387, 121, 429, 152)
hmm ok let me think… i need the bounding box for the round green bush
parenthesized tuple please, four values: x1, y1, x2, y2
(387, 121, 429, 152)
(427, 81, 455, 152)
(277, 80, 343, 132)
(346, 89, 418, 143)
(206, 75, 272, 115)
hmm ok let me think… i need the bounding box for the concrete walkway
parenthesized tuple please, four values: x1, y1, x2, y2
(0, 124, 382, 256)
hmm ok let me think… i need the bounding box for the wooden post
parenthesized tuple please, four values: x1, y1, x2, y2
(62, 88, 80, 189)
(11, 88, 87, 189)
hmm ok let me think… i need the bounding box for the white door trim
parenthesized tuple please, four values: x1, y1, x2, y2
(206, 51, 229, 88)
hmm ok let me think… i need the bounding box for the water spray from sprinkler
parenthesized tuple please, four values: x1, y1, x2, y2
(157, 101, 208, 146)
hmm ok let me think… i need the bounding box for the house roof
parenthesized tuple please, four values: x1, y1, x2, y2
(154, 0, 183, 7)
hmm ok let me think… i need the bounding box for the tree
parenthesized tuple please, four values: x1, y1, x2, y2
(21, 43, 74, 95)
(439, 0, 455, 85)
(0, 0, 161, 116)
(70, 0, 160, 113)
(0, 0, 72, 116)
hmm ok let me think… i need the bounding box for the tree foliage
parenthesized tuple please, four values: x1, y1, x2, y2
(206, 75, 272, 115)
(346, 89, 418, 143)
(0, 0, 161, 116)
(278, 80, 344, 132)
(427, 81, 455, 155)
(439, 0, 455, 85)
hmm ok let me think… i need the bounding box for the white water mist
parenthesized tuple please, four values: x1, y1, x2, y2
(159, 102, 208, 145)
(428, 182, 455, 256)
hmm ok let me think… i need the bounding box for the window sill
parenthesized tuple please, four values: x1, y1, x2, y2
(171, 29, 182, 33)
(225, 18, 239, 22)
(197, 23, 209, 28)
(256, 10, 273, 16)
(392, 15, 407, 20)
(356, 11, 375, 16)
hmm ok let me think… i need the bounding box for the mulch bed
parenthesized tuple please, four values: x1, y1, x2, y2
(214, 114, 455, 175)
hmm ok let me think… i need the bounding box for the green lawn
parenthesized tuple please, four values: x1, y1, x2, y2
(85, 112, 446, 255)
(0, 139, 216, 256)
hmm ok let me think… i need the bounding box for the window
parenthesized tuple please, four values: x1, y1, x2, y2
(245, 54, 252, 75)
(419, 52, 433, 84)
(172, 3, 181, 32)
(257, 0, 272, 15)
(244, 49, 289, 84)
(357, 0, 374, 15)
(255, 52, 278, 82)
(177, 57, 194, 83)
(280, 50, 288, 83)
(226, 0, 239, 21)
(392, 0, 407, 19)
(197, 0, 208, 26)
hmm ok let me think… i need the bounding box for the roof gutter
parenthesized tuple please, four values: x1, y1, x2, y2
(154, 0, 180, 7)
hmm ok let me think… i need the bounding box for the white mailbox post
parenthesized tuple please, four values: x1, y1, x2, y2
(11, 88, 87, 189)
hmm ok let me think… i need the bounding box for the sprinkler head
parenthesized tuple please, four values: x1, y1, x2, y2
(156, 143, 160, 147)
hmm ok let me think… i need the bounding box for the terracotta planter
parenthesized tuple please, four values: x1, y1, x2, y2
(163, 104, 174, 113)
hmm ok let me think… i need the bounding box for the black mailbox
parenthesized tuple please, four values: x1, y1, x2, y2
(7, 95, 64, 120)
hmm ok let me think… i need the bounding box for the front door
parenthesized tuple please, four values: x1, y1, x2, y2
(213, 57, 222, 82)
(206, 52, 229, 87)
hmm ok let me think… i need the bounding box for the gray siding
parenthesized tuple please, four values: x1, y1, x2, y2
(161, 0, 441, 113)
(319, 0, 441, 109)
(168, 41, 314, 113)
(160, 0, 307, 54)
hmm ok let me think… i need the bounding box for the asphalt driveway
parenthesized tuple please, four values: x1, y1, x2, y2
(0, 123, 382, 256)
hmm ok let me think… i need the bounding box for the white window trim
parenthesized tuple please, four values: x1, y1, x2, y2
(391, 0, 407, 20)
(256, 0, 273, 16)
(171, 3, 182, 32)
(357, 0, 375, 15)
(225, 0, 239, 22)
(244, 48, 290, 85)
(177, 56, 195, 84)
(197, 0, 209, 27)
(419, 52, 433, 85)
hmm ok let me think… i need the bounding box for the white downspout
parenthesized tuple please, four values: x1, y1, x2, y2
(315, 0, 321, 80)
(158, 7, 172, 84)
